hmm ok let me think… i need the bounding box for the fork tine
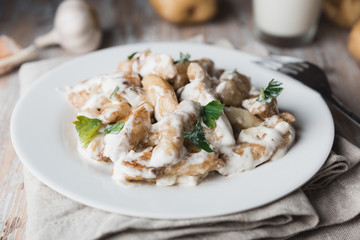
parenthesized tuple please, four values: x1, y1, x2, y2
(278, 67, 298, 75)
(270, 55, 310, 69)
(257, 54, 312, 75)
(269, 54, 304, 63)
(283, 63, 305, 72)
(255, 59, 299, 75)
(294, 62, 310, 68)
(255, 57, 302, 75)
(253, 59, 282, 71)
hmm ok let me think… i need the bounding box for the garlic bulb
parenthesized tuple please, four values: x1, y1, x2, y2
(35, 0, 102, 54)
(0, 0, 102, 75)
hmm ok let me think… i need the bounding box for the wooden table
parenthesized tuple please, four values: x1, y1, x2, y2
(1, 0, 359, 239)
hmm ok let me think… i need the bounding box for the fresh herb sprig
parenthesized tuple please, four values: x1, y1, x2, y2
(174, 52, 191, 64)
(127, 52, 138, 60)
(73, 116, 102, 147)
(183, 121, 213, 153)
(201, 100, 225, 128)
(184, 100, 224, 152)
(104, 122, 125, 134)
(109, 86, 119, 99)
(256, 79, 283, 103)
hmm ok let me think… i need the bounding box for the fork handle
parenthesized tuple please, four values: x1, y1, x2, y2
(325, 94, 360, 128)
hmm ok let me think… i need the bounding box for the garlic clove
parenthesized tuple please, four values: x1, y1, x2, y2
(34, 0, 102, 54)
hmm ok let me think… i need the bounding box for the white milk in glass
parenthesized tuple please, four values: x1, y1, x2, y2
(253, 0, 323, 46)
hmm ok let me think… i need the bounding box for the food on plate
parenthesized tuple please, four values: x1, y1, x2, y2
(149, 0, 217, 24)
(65, 50, 296, 186)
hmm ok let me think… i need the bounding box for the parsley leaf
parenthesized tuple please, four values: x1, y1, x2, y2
(201, 100, 225, 128)
(73, 116, 102, 148)
(109, 86, 119, 99)
(256, 79, 283, 103)
(127, 51, 138, 60)
(104, 122, 125, 134)
(174, 52, 191, 64)
(232, 68, 237, 74)
(183, 121, 213, 153)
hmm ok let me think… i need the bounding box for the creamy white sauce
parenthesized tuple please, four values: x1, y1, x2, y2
(148, 100, 200, 168)
(112, 150, 157, 185)
(147, 84, 176, 121)
(103, 103, 152, 162)
(156, 175, 201, 187)
(219, 115, 295, 176)
(149, 114, 183, 167)
(134, 52, 177, 80)
(219, 70, 235, 81)
(77, 134, 111, 166)
(242, 97, 265, 115)
(180, 79, 235, 147)
(218, 146, 260, 176)
(215, 81, 227, 94)
(67, 72, 146, 112)
(249, 86, 260, 96)
(183, 150, 213, 166)
(67, 51, 296, 187)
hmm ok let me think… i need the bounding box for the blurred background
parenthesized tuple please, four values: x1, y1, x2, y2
(0, 0, 359, 115)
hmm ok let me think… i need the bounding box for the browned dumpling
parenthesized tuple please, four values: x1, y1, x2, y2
(169, 61, 191, 90)
(215, 70, 251, 107)
(242, 97, 279, 120)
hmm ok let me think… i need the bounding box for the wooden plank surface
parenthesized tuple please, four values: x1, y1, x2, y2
(1, 0, 359, 239)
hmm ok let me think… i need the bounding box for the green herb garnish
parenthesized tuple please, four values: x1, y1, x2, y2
(127, 52, 138, 60)
(73, 116, 102, 147)
(183, 121, 213, 153)
(104, 122, 125, 134)
(109, 86, 119, 99)
(256, 79, 283, 103)
(174, 52, 191, 64)
(201, 100, 225, 128)
(232, 68, 237, 74)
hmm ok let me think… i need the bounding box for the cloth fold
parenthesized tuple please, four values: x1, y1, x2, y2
(19, 41, 360, 240)
(24, 169, 319, 240)
(303, 136, 360, 191)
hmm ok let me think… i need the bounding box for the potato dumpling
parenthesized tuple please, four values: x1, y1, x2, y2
(100, 102, 132, 123)
(242, 97, 279, 120)
(215, 70, 251, 107)
(195, 58, 215, 76)
(170, 61, 191, 90)
(224, 106, 262, 137)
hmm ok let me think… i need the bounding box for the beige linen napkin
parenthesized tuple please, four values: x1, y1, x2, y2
(19, 42, 360, 240)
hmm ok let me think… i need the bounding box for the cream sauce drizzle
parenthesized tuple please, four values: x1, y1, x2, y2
(132, 51, 177, 80)
(67, 50, 296, 187)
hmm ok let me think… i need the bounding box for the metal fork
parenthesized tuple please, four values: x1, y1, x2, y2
(254, 55, 360, 127)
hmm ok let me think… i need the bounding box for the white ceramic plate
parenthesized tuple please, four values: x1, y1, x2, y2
(11, 42, 334, 219)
